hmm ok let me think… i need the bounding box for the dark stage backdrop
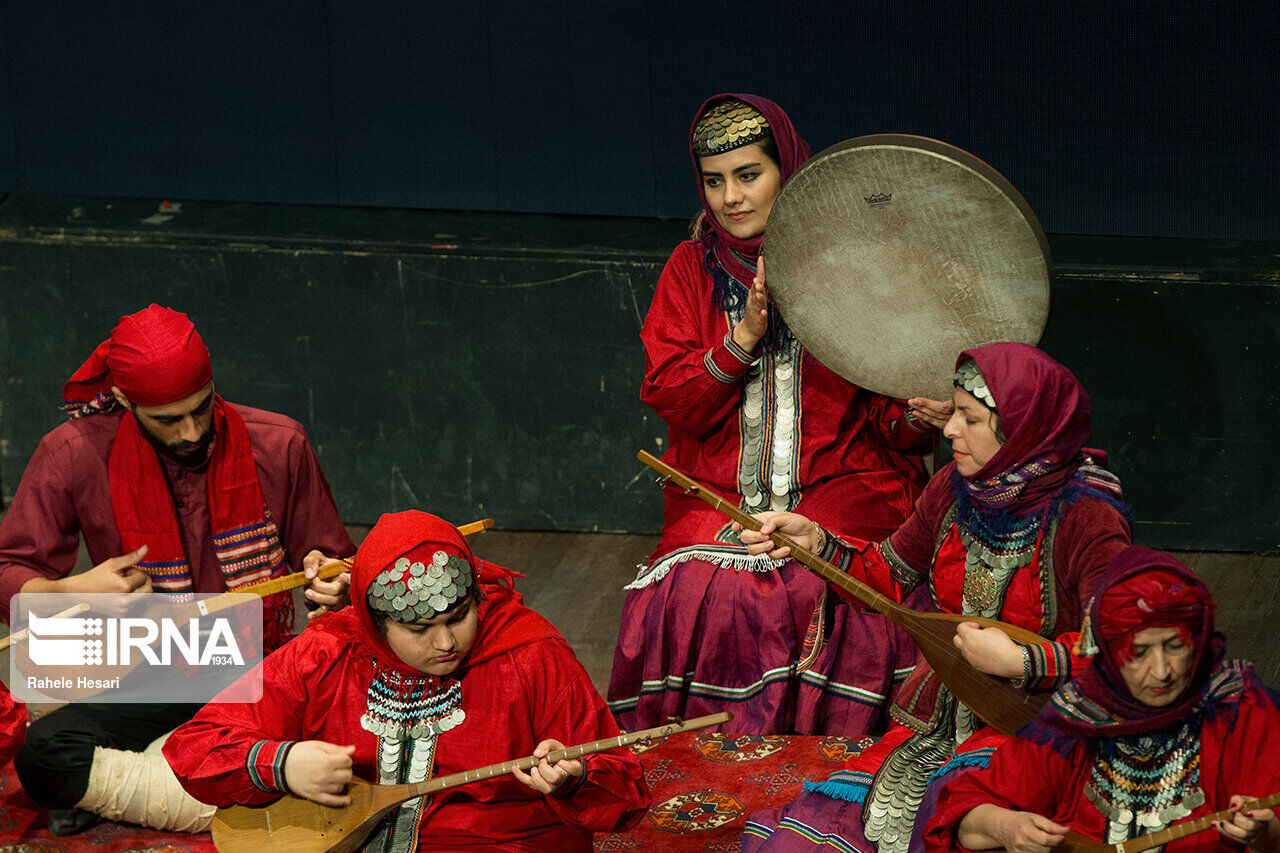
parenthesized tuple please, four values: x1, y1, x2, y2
(0, 198, 1276, 551)
(0, 2, 1275, 240)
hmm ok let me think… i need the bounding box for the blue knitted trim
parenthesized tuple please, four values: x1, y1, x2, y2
(803, 772, 872, 804)
(949, 469, 1047, 539)
(927, 748, 995, 784)
(1057, 481, 1134, 524)
(949, 468, 1134, 538)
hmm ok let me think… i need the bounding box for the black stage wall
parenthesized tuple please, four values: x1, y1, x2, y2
(1, 197, 1276, 552)
(0, 2, 1275, 240)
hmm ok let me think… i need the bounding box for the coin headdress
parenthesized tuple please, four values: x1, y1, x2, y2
(692, 98, 773, 157)
(954, 358, 998, 413)
(366, 542, 476, 622)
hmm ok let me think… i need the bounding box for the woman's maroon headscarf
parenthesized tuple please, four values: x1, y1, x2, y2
(690, 93, 811, 286)
(957, 342, 1099, 513)
(1029, 546, 1221, 746)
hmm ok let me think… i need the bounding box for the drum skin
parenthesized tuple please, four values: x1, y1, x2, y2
(764, 134, 1052, 401)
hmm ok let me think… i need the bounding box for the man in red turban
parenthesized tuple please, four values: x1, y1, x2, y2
(0, 304, 355, 835)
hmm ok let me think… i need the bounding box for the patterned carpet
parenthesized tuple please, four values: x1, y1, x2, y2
(0, 732, 863, 852)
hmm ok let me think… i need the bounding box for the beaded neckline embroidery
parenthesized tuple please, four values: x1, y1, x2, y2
(361, 664, 465, 741)
(1084, 714, 1203, 843)
(362, 663, 465, 853)
(949, 477, 1043, 619)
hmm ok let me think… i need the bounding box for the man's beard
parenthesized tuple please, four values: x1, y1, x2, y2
(143, 423, 215, 466)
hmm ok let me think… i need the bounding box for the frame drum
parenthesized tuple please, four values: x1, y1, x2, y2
(764, 134, 1051, 401)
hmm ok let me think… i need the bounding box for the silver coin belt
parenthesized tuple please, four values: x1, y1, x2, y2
(954, 359, 998, 412)
(368, 550, 474, 621)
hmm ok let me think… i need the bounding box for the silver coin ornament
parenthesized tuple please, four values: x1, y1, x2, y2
(367, 550, 475, 622)
(955, 359, 998, 412)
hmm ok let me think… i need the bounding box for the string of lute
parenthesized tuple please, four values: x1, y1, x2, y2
(404, 712, 731, 796)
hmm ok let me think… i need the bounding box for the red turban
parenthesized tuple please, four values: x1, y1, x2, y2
(1099, 566, 1215, 668)
(62, 305, 213, 408)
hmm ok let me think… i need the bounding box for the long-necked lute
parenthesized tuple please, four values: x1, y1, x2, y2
(192, 518, 495, 618)
(1024, 791, 1280, 853)
(638, 449, 1050, 734)
(0, 602, 90, 652)
(211, 711, 731, 853)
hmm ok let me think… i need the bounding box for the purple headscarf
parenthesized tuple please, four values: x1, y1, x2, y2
(956, 342, 1103, 513)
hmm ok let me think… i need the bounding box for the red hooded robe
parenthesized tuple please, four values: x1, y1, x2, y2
(165, 511, 647, 851)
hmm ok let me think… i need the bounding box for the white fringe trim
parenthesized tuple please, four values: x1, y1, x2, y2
(624, 547, 786, 590)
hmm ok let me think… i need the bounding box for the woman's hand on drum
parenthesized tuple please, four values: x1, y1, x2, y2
(732, 256, 769, 353)
(733, 511, 823, 558)
(906, 395, 954, 430)
(953, 622, 1025, 679)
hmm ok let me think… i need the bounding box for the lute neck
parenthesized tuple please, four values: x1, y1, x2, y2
(1110, 792, 1280, 853)
(405, 712, 730, 797)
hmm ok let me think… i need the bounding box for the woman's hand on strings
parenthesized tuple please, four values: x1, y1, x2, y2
(731, 255, 769, 354)
(1216, 795, 1280, 852)
(303, 550, 351, 620)
(284, 741, 355, 806)
(905, 396, 954, 430)
(953, 622, 1025, 679)
(958, 804, 1068, 853)
(734, 512, 823, 558)
(996, 808, 1069, 853)
(512, 739, 583, 795)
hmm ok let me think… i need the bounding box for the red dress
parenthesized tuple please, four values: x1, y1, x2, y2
(609, 239, 931, 735)
(925, 665, 1280, 853)
(0, 684, 25, 766)
(165, 567, 648, 852)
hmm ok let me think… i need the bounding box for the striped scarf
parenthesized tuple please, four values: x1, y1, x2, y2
(108, 396, 293, 649)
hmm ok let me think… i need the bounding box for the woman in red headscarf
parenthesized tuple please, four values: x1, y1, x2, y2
(164, 511, 647, 853)
(926, 547, 1280, 853)
(608, 94, 933, 736)
(735, 342, 1133, 853)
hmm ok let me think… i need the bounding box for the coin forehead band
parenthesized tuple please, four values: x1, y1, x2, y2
(954, 359, 998, 413)
(367, 550, 474, 622)
(692, 99, 772, 158)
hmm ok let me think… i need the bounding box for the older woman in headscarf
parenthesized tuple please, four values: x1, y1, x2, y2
(735, 342, 1133, 853)
(609, 93, 933, 736)
(165, 510, 648, 852)
(926, 546, 1280, 853)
